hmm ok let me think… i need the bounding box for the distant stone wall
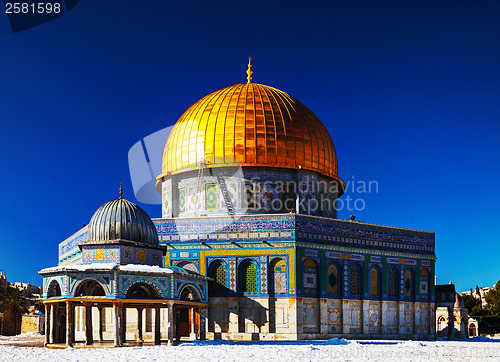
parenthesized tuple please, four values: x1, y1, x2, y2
(21, 315, 45, 335)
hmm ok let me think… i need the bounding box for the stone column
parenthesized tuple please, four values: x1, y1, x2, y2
(66, 301, 73, 347)
(50, 303, 56, 344)
(113, 303, 120, 347)
(190, 308, 197, 340)
(136, 307, 144, 343)
(45, 303, 51, 345)
(447, 306, 454, 339)
(121, 306, 127, 344)
(97, 306, 104, 342)
(154, 307, 161, 345)
(84, 303, 93, 345)
(175, 309, 181, 343)
(167, 303, 174, 346)
(199, 307, 207, 341)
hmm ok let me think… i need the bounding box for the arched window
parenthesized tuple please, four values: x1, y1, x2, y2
(437, 315, 446, 332)
(388, 267, 398, 298)
(420, 268, 429, 295)
(369, 266, 380, 297)
(404, 269, 413, 298)
(269, 258, 287, 295)
(350, 264, 361, 297)
(209, 260, 227, 294)
(302, 258, 319, 296)
(176, 261, 199, 274)
(327, 264, 339, 295)
(239, 260, 258, 294)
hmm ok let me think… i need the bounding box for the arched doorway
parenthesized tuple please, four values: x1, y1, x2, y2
(177, 286, 201, 339)
(469, 322, 477, 337)
(437, 315, 447, 336)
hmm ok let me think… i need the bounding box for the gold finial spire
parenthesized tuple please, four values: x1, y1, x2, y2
(246, 56, 253, 83)
(119, 180, 123, 199)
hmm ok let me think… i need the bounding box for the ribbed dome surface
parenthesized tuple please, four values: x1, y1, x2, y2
(87, 197, 158, 245)
(158, 83, 342, 183)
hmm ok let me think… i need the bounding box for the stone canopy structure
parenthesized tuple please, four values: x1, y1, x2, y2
(39, 191, 209, 347)
(48, 61, 437, 343)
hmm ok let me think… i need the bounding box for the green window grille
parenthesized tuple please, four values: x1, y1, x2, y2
(369, 267, 380, 297)
(350, 265, 361, 296)
(240, 261, 258, 294)
(209, 261, 226, 293)
(388, 268, 397, 297)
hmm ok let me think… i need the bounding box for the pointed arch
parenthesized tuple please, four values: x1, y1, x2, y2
(420, 268, 430, 297)
(179, 284, 202, 302)
(369, 265, 381, 298)
(208, 259, 227, 294)
(404, 269, 414, 299)
(349, 264, 362, 297)
(269, 257, 287, 295)
(388, 267, 398, 298)
(46, 279, 62, 298)
(122, 278, 166, 299)
(302, 258, 319, 297)
(238, 259, 258, 295)
(175, 261, 199, 274)
(327, 263, 339, 295)
(125, 282, 161, 299)
(74, 278, 106, 297)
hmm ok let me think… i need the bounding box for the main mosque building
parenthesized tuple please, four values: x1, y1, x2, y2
(40, 61, 436, 345)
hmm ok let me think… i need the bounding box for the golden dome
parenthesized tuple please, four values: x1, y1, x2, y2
(158, 82, 342, 183)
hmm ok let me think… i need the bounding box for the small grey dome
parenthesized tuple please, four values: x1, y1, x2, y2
(87, 197, 158, 245)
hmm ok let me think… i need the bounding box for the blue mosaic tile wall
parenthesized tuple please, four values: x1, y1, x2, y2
(153, 214, 435, 254)
(81, 245, 163, 267)
(58, 226, 88, 264)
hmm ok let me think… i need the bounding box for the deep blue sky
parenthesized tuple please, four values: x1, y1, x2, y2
(0, 1, 498, 293)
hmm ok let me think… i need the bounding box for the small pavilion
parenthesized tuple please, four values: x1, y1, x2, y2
(39, 190, 209, 347)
